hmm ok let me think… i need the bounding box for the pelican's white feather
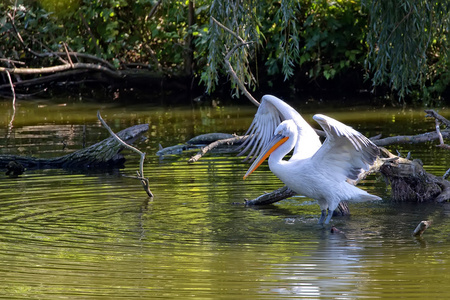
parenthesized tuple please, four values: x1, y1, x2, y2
(238, 95, 321, 161)
(242, 95, 381, 224)
(311, 114, 379, 181)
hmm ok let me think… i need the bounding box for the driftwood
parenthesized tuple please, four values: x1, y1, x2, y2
(372, 130, 450, 147)
(0, 63, 121, 79)
(0, 11, 121, 95)
(0, 124, 149, 170)
(375, 110, 450, 203)
(0, 10, 196, 99)
(244, 186, 296, 206)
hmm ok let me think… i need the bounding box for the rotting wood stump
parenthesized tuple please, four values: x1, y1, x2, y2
(379, 152, 450, 203)
(0, 124, 149, 171)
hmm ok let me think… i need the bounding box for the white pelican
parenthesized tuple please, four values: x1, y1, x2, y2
(240, 95, 381, 224)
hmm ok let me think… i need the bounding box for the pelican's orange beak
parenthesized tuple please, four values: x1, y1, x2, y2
(243, 134, 288, 180)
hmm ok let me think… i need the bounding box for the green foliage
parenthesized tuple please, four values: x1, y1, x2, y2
(205, 0, 368, 94)
(282, 0, 366, 81)
(0, 0, 206, 74)
(363, 0, 450, 101)
(0, 2, 62, 66)
(0, 0, 448, 101)
(205, 0, 449, 100)
(202, 0, 262, 95)
(264, 0, 302, 80)
(38, 0, 80, 17)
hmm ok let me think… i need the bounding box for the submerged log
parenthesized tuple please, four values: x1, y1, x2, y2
(245, 186, 296, 206)
(0, 124, 149, 171)
(244, 185, 351, 215)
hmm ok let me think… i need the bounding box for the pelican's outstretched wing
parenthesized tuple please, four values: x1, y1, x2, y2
(238, 95, 321, 161)
(311, 114, 379, 182)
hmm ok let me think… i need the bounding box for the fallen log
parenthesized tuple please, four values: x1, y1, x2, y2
(244, 179, 351, 216)
(244, 186, 296, 206)
(0, 124, 149, 170)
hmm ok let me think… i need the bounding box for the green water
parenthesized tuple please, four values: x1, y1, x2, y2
(0, 98, 449, 299)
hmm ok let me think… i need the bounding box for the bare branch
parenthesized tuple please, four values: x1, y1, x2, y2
(224, 43, 259, 106)
(188, 135, 247, 163)
(63, 43, 74, 67)
(0, 69, 87, 90)
(0, 58, 25, 65)
(147, 0, 163, 21)
(97, 111, 153, 197)
(78, 12, 101, 54)
(0, 62, 121, 78)
(5, 71, 16, 131)
(373, 130, 450, 147)
(425, 109, 450, 127)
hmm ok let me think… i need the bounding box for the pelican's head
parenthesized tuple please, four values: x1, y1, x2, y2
(243, 120, 297, 179)
(275, 119, 299, 138)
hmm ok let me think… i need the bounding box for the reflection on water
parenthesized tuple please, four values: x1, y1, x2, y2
(0, 98, 449, 299)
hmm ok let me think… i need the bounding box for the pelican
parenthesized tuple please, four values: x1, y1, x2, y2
(240, 95, 381, 224)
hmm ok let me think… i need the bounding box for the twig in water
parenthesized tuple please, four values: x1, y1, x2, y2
(434, 119, 450, 150)
(444, 168, 450, 180)
(97, 111, 153, 197)
(6, 70, 16, 131)
(413, 220, 431, 237)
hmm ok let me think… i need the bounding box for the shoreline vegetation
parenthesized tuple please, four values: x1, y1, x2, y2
(0, 1, 448, 104)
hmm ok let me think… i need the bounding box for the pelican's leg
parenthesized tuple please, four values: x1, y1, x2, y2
(318, 209, 327, 224)
(324, 209, 334, 224)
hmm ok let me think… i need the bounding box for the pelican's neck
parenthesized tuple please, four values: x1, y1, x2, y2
(274, 101, 321, 158)
(268, 133, 297, 170)
(288, 117, 321, 159)
(262, 95, 322, 159)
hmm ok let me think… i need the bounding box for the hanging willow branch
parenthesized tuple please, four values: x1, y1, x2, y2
(363, 0, 450, 99)
(97, 111, 153, 197)
(211, 17, 259, 106)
